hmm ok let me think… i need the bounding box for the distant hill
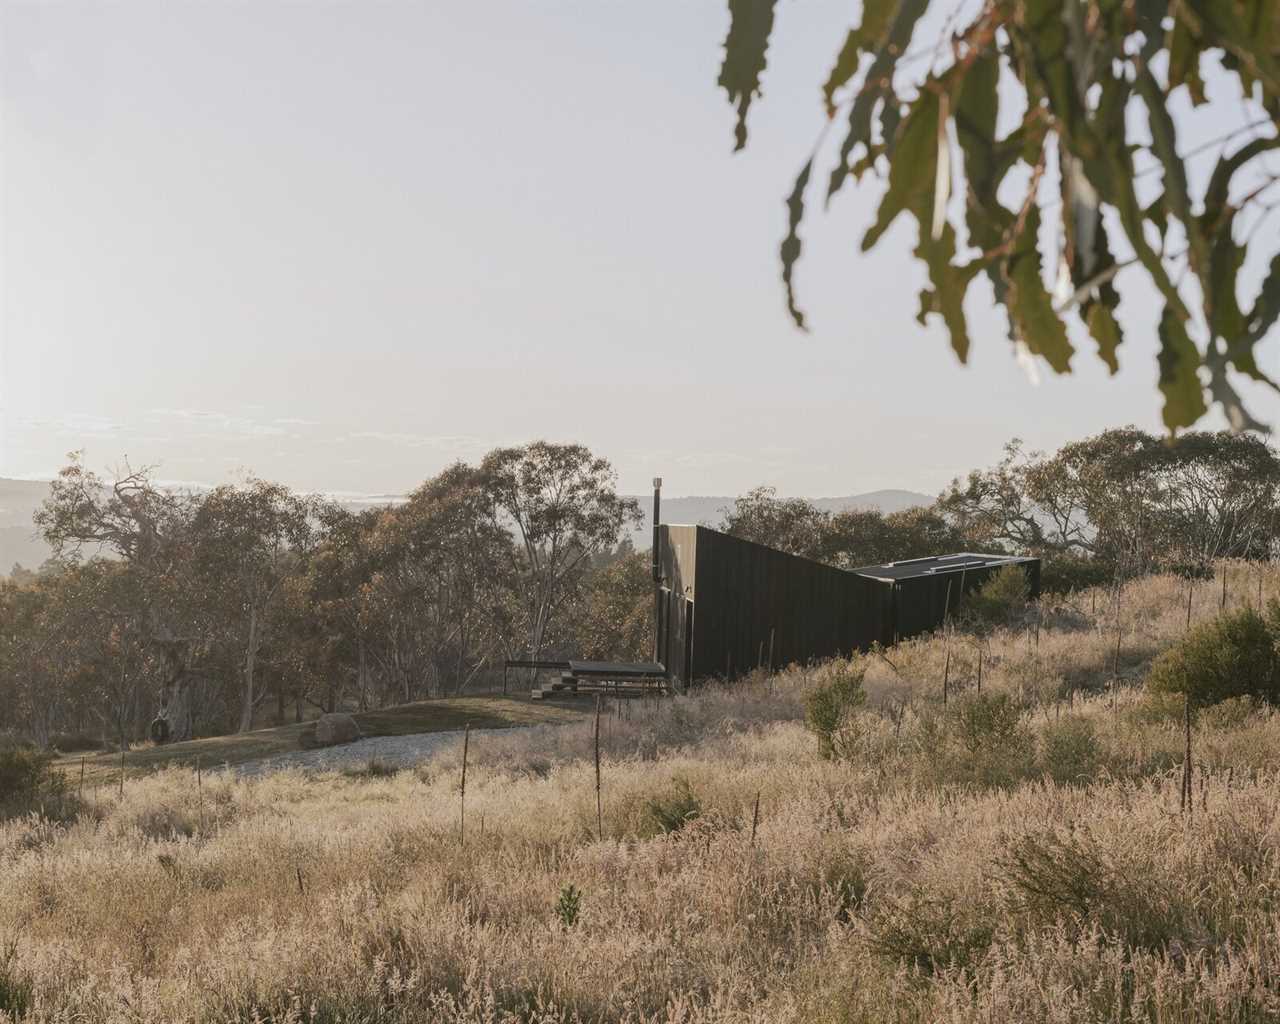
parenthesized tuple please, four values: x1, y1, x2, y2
(0, 478, 935, 573)
(622, 489, 935, 548)
(0, 479, 54, 573)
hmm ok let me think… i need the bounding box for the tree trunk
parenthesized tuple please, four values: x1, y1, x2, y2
(358, 636, 369, 712)
(162, 662, 194, 742)
(238, 607, 258, 733)
(455, 622, 467, 696)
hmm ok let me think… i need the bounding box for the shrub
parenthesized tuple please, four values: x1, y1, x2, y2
(1163, 559, 1215, 581)
(554, 884, 582, 928)
(1198, 695, 1261, 730)
(804, 659, 867, 759)
(960, 565, 1031, 630)
(954, 693, 1023, 757)
(48, 731, 102, 754)
(1000, 827, 1112, 926)
(1146, 605, 1279, 709)
(951, 692, 1033, 788)
(1039, 556, 1117, 595)
(999, 827, 1197, 951)
(0, 744, 70, 820)
(865, 889, 995, 975)
(1039, 715, 1101, 785)
(645, 777, 702, 833)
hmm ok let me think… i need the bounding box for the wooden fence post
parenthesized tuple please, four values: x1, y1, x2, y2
(594, 695, 603, 840)
(1113, 625, 1122, 688)
(1181, 695, 1193, 822)
(460, 722, 470, 842)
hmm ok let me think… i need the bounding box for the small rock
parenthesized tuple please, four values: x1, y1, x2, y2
(313, 713, 362, 747)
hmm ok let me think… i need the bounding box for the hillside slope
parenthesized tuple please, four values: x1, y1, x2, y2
(11, 569, 1280, 1022)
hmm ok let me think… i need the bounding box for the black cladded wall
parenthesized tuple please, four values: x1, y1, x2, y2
(657, 527, 1040, 686)
(658, 526, 885, 685)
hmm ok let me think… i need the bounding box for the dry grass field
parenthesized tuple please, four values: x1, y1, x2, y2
(6, 565, 1280, 1023)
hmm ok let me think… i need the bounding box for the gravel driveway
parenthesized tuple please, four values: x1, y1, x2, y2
(234, 727, 522, 777)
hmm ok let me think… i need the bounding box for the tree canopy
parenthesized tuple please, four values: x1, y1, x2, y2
(8, 443, 643, 745)
(718, 0, 1280, 431)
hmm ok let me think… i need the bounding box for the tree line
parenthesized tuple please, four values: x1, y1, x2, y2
(3, 427, 1277, 748)
(720, 428, 1280, 592)
(0, 442, 647, 746)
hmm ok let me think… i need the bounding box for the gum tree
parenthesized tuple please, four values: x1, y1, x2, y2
(718, 0, 1280, 430)
(480, 442, 641, 664)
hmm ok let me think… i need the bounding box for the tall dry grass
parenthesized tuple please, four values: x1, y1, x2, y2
(4, 567, 1280, 1023)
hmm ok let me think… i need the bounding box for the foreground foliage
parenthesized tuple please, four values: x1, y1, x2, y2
(719, 0, 1280, 430)
(1147, 602, 1280, 708)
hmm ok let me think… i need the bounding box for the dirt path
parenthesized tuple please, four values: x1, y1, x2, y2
(56, 695, 587, 785)
(233, 726, 524, 777)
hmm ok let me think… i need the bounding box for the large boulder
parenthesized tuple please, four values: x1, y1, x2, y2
(313, 713, 362, 747)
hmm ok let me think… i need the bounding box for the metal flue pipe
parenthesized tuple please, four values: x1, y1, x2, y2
(652, 477, 662, 664)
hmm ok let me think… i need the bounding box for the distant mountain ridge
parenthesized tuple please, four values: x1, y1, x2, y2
(0, 478, 934, 573)
(0, 478, 53, 572)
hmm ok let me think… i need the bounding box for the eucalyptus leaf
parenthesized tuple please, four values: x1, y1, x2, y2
(718, 0, 779, 151)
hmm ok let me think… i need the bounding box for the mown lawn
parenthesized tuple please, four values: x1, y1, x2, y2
(55, 694, 589, 786)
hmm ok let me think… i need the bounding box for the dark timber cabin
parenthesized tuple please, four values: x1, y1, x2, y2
(655, 525, 1039, 689)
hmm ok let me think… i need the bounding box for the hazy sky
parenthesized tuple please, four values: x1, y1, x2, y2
(3, 1, 1278, 498)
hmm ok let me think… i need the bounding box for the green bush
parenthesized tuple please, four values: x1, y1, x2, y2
(1163, 559, 1215, 582)
(1146, 605, 1280, 709)
(804, 660, 867, 759)
(954, 692, 1023, 756)
(865, 889, 995, 975)
(0, 742, 79, 829)
(645, 777, 702, 833)
(1039, 715, 1101, 785)
(999, 827, 1198, 951)
(1039, 557, 1117, 595)
(950, 692, 1033, 788)
(960, 565, 1031, 630)
(554, 883, 582, 928)
(0, 744, 71, 821)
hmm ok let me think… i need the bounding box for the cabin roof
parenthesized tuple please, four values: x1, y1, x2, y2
(851, 552, 1037, 582)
